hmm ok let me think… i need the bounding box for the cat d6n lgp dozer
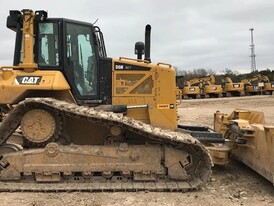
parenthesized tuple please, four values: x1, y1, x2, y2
(0, 9, 225, 192)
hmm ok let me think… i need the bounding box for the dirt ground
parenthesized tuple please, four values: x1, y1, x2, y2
(1, 95, 274, 206)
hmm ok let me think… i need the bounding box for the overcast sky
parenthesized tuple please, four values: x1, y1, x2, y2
(0, 0, 273, 73)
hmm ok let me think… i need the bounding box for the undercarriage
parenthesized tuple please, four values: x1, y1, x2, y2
(0, 98, 212, 192)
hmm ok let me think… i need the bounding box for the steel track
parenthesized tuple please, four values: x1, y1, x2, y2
(0, 179, 200, 192)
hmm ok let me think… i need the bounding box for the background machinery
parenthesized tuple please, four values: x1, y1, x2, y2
(214, 109, 274, 185)
(262, 77, 274, 95)
(181, 81, 201, 99)
(181, 74, 222, 99)
(0, 9, 218, 191)
(222, 77, 245, 97)
(200, 74, 223, 98)
(240, 74, 268, 95)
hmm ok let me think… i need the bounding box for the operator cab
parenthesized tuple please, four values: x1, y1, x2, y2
(7, 10, 111, 104)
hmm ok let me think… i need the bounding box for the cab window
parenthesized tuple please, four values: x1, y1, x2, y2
(66, 23, 98, 96)
(38, 22, 59, 66)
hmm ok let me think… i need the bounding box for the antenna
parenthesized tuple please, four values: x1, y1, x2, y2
(249, 28, 257, 72)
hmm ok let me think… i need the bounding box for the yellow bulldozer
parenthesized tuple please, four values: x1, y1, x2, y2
(0, 9, 226, 192)
(222, 77, 245, 97)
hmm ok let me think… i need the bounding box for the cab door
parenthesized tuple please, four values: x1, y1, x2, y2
(63, 21, 99, 100)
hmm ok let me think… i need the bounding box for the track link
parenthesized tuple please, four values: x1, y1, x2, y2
(0, 180, 200, 192)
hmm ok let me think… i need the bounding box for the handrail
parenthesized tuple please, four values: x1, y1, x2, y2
(157, 62, 172, 68)
(119, 57, 150, 64)
(0, 65, 37, 71)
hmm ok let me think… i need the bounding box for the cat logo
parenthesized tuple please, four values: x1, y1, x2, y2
(15, 76, 42, 85)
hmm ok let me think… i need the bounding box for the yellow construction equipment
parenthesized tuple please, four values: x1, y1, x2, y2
(214, 109, 274, 185)
(0, 9, 221, 192)
(202, 82, 223, 98)
(181, 81, 201, 99)
(261, 76, 274, 95)
(222, 77, 245, 97)
(240, 74, 269, 95)
(201, 74, 223, 98)
(182, 74, 222, 99)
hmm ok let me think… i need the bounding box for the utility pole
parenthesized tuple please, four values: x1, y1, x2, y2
(249, 28, 257, 72)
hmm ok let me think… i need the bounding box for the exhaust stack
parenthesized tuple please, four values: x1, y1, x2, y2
(144, 24, 151, 63)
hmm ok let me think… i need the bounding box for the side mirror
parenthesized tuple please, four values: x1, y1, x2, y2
(6, 10, 22, 31)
